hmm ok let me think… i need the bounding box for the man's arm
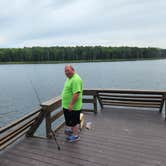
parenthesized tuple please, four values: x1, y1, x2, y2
(68, 92, 80, 111)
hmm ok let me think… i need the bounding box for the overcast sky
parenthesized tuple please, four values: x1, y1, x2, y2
(0, 0, 166, 48)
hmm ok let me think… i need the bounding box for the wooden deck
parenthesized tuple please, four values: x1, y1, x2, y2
(1, 107, 166, 166)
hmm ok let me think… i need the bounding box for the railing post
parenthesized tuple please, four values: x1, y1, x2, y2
(164, 93, 166, 120)
(26, 108, 46, 137)
(93, 95, 97, 114)
(45, 109, 51, 138)
(159, 94, 165, 113)
(97, 92, 103, 109)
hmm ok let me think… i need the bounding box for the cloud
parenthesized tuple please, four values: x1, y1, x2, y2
(0, 0, 166, 48)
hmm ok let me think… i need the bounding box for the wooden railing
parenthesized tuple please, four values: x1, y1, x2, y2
(83, 89, 98, 113)
(0, 108, 41, 151)
(24, 96, 63, 139)
(84, 89, 166, 117)
(0, 97, 63, 151)
(29, 93, 98, 138)
(1, 88, 166, 151)
(39, 96, 63, 138)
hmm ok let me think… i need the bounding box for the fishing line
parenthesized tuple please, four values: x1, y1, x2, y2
(29, 79, 41, 105)
(28, 75, 61, 150)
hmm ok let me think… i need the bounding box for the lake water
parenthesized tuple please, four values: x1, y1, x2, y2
(0, 59, 166, 129)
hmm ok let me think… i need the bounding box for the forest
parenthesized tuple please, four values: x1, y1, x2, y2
(0, 46, 166, 62)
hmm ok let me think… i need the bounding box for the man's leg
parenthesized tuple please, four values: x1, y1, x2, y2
(67, 111, 81, 142)
(63, 108, 72, 135)
(71, 124, 79, 136)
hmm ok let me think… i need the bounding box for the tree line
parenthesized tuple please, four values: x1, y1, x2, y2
(0, 46, 166, 62)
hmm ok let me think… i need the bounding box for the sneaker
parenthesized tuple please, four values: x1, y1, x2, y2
(67, 135, 80, 142)
(64, 128, 73, 135)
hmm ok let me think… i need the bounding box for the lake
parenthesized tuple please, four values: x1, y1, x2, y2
(0, 59, 166, 128)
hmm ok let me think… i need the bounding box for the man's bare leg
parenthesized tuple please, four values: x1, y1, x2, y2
(71, 124, 79, 136)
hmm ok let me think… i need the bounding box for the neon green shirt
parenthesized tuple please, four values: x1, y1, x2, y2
(62, 73, 83, 111)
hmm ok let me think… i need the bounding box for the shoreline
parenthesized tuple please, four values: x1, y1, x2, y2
(0, 57, 166, 65)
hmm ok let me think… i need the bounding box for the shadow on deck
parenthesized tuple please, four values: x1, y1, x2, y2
(1, 107, 166, 166)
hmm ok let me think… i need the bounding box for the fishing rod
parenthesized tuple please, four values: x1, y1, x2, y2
(29, 79, 61, 151)
(50, 129, 61, 150)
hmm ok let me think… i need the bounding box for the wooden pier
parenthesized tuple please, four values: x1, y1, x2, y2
(0, 89, 166, 166)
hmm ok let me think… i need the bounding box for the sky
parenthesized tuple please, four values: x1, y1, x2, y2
(0, 0, 166, 48)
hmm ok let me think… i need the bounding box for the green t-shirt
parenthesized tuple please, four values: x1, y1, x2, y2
(62, 73, 83, 111)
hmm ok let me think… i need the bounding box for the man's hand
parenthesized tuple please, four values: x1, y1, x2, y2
(68, 92, 80, 112)
(68, 104, 73, 112)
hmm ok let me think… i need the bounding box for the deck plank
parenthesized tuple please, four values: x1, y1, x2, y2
(1, 107, 166, 166)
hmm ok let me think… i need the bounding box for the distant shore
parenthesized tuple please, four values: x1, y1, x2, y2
(0, 57, 166, 64)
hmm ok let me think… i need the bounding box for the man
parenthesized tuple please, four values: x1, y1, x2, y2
(62, 64, 83, 142)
